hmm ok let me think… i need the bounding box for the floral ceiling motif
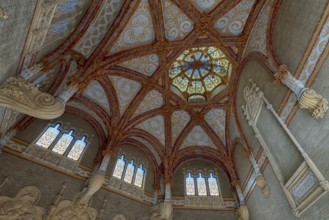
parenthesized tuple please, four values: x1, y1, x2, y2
(162, 0, 194, 41)
(84, 80, 110, 111)
(180, 125, 217, 149)
(136, 115, 165, 146)
(74, 0, 124, 57)
(109, 0, 155, 54)
(204, 109, 226, 144)
(171, 110, 191, 143)
(133, 90, 164, 117)
(109, 76, 141, 116)
(118, 54, 159, 77)
(190, 0, 223, 13)
(214, 0, 256, 36)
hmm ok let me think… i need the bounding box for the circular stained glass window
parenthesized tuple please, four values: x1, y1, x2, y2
(169, 47, 232, 102)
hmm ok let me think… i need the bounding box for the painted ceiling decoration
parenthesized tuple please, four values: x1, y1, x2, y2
(118, 54, 160, 77)
(24, 0, 279, 185)
(204, 109, 226, 144)
(133, 90, 164, 117)
(171, 110, 191, 143)
(135, 115, 165, 146)
(108, 76, 141, 116)
(109, 0, 155, 54)
(180, 125, 217, 150)
(74, 0, 124, 57)
(84, 80, 110, 111)
(169, 47, 232, 102)
(214, 0, 256, 36)
(162, 0, 194, 41)
(190, 0, 223, 13)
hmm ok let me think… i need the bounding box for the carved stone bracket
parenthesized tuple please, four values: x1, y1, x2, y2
(255, 175, 269, 196)
(236, 204, 249, 220)
(274, 65, 328, 118)
(150, 202, 173, 220)
(0, 77, 64, 119)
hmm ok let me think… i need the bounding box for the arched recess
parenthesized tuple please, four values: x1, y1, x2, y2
(272, 0, 327, 72)
(232, 140, 252, 187)
(235, 57, 304, 182)
(172, 158, 234, 198)
(107, 143, 157, 194)
(16, 112, 100, 168)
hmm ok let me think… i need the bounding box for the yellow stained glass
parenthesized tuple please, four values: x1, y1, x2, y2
(134, 164, 145, 188)
(113, 155, 126, 179)
(169, 47, 231, 101)
(36, 124, 61, 148)
(52, 130, 74, 155)
(208, 173, 220, 196)
(197, 173, 207, 196)
(186, 172, 196, 196)
(67, 136, 87, 160)
(124, 160, 135, 184)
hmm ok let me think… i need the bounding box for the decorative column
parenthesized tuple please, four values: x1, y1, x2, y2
(274, 65, 328, 118)
(56, 80, 80, 105)
(0, 128, 18, 153)
(246, 149, 269, 196)
(150, 181, 173, 220)
(233, 182, 249, 220)
(77, 152, 112, 205)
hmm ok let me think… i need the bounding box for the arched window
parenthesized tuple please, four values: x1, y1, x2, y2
(185, 172, 196, 196)
(113, 155, 126, 179)
(36, 123, 61, 148)
(208, 172, 220, 196)
(52, 130, 74, 155)
(124, 160, 135, 184)
(196, 172, 207, 196)
(67, 136, 87, 160)
(134, 164, 145, 188)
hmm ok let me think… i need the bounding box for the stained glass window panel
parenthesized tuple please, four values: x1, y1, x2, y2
(208, 173, 220, 196)
(124, 160, 135, 184)
(52, 130, 74, 155)
(67, 136, 87, 160)
(113, 155, 126, 179)
(197, 173, 207, 196)
(185, 172, 196, 196)
(36, 124, 61, 148)
(134, 164, 145, 188)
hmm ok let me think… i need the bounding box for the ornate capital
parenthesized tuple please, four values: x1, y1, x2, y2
(275, 65, 328, 118)
(0, 8, 8, 19)
(255, 175, 269, 196)
(20, 63, 44, 80)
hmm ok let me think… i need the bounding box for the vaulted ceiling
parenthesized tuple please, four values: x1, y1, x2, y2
(38, 0, 279, 183)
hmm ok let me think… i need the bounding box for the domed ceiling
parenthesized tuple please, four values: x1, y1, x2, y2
(40, 0, 278, 181)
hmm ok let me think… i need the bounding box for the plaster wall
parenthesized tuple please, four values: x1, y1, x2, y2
(0, 0, 37, 83)
(234, 143, 252, 186)
(0, 151, 151, 220)
(173, 209, 236, 220)
(273, 0, 327, 73)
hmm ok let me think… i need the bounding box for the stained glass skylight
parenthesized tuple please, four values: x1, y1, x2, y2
(169, 47, 232, 102)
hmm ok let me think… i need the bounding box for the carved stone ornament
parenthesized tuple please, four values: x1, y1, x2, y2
(241, 79, 264, 125)
(0, 8, 8, 19)
(0, 77, 64, 120)
(274, 65, 328, 118)
(236, 204, 249, 220)
(77, 172, 105, 205)
(0, 186, 44, 220)
(255, 175, 269, 196)
(47, 200, 97, 220)
(150, 202, 173, 220)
